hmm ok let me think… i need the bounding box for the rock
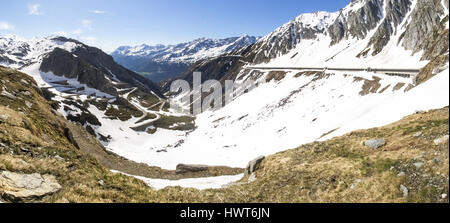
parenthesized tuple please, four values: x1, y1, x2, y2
(64, 127, 80, 150)
(397, 172, 406, 177)
(0, 114, 8, 122)
(175, 164, 209, 174)
(442, 194, 448, 199)
(0, 171, 61, 202)
(98, 180, 105, 186)
(247, 173, 257, 183)
(364, 138, 386, 149)
(413, 131, 422, 137)
(432, 158, 439, 164)
(25, 101, 33, 109)
(400, 184, 409, 197)
(245, 156, 265, 176)
(413, 162, 424, 168)
(433, 135, 449, 145)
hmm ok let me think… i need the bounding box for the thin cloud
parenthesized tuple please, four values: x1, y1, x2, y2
(81, 36, 97, 42)
(73, 29, 83, 35)
(28, 4, 44, 16)
(81, 20, 93, 30)
(52, 31, 68, 36)
(0, 22, 15, 30)
(89, 10, 107, 14)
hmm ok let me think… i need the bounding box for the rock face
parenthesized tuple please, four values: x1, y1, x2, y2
(245, 156, 265, 176)
(329, 0, 383, 45)
(0, 171, 62, 202)
(364, 138, 386, 149)
(401, 0, 448, 59)
(361, 0, 412, 56)
(40, 48, 118, 95)
(249, 11, 337, 64)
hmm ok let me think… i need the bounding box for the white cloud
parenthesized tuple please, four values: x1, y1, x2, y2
(28, 4, 44, 16)
(81, 19, 93, 30)
(52, 31, 68, 36)
(80, 36, 97, 42)
(73, 28, 83, 35)
(89, 10, 107, 14)
(0, 22, 15, 30)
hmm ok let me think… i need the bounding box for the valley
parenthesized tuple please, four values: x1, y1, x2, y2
(0, 0, 449, 203)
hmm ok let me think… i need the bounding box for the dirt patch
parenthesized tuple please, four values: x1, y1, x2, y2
(266, 71, 287, 82)
(359, 76, 382, 96)
(393, 83, 406, 91)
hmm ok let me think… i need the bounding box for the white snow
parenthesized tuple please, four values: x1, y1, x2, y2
(111, 170, 244, 190)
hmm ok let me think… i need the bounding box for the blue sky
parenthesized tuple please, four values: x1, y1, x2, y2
(0, 0, 350, 52)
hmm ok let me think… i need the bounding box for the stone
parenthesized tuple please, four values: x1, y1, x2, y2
(442, 194, 448, 199)
(434, 135, 449, 145)
(413, 162, 424, 168)
(245, 156, 265, 176)
(0, 171, 62, 202)
(413, 131, 422, 137)
(175, 164, 209, 174)
(397, 172, 406, 177)
(247, 173, 257, 183)
(98, 180, 105, 186)
(400, 184, 408, 197)
(364, 138, 386, 149)
(0, 114, 8, 122)
(25, 101, 33, 109)
(433, 158, 439, 164)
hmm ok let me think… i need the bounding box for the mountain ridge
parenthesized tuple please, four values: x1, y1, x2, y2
(111, 35, 258, 82)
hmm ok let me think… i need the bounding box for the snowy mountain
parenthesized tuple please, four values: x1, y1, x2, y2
(111, 35, 258, 82)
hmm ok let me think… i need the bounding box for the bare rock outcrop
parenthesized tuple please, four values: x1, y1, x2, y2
(0, 171, 62, 202)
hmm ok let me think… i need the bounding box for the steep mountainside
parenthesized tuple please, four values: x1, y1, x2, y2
(111, 35, 258, 82)
(0, 35, 191, 149)
(172, 0, 448, 89)
(1, 67, 447, 202)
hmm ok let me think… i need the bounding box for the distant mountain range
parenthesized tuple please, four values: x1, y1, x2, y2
(111, 35, 258, 82)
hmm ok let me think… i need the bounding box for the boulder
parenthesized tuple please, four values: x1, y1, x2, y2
(0, 171, 61, 202)
(364, 138, 386, 149)
(245, 156, 265, 176)
(176, 164, 209, 174)
(434, 135, 449, 145)
(400, 184, 409, 197)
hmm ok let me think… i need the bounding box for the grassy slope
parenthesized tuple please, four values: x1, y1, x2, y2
(0, 65, 448, 203)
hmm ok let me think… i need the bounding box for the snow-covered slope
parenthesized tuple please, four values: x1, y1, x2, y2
(150, 0, 449, 170)
(243, 0, 448, 69)
(0, 35, 81, 68)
